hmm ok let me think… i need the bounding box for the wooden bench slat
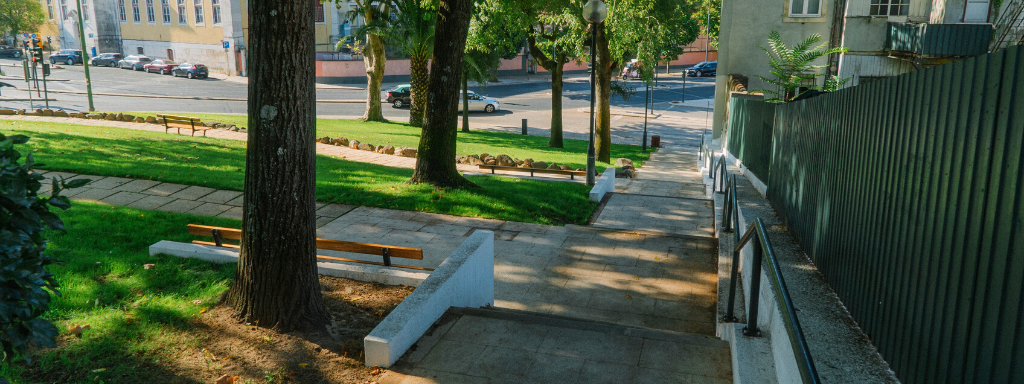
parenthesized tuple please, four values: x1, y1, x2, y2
(157, 114, 207, 137)
(477, 164, 587, 176)
(187, 224, 424, 260)
(190, 240, 433, 271)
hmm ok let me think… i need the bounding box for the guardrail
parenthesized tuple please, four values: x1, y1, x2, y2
(721, 174, 820, 384)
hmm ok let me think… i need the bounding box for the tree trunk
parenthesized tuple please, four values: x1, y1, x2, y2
(361, 26, 387, 122)
(409, 54, 429, 127)
(227, 0, 328, 332)
(410, 0, 475, 188)
(594, 23, 612, 164)
(548, 56, 564, 148)
(461, 73, 469, 132)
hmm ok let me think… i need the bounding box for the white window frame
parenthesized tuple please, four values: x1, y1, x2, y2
(870, 0, 910, 16)
(193, 0, 204, 25)
(211, 0, 221, 24)
(161, 0, 171, 23)
(177, 0, 187, 24)
(46, 0, 54, 20)
(118, 0, 127, 22)
(146, 0, 155, 23)
(788, 0, 822, 17)
(132, 0, 141, 22)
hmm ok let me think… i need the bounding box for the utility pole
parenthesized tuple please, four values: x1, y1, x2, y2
(74, 0, 95, 111)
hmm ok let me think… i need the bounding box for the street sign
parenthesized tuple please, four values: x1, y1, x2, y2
(31, 34, 37, 38)
(22, 33, 29, 38)
(222, 41, 230, 49)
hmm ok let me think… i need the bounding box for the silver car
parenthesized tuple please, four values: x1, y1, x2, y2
(118, 55, 152, 70)
(458, 91, 500, 113)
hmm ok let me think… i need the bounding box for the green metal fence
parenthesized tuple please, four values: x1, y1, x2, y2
(734, 45, 1024, 383)
(726, 97, 775, 181)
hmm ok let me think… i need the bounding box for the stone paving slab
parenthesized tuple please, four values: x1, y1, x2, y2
(155, 199, 205, 213)
(196, 190, 242, 204)
(99, 191, 149, 206)
(167, 185, 217, 200)
(127, 195, 177, 210)
(593, 194, 714, 237)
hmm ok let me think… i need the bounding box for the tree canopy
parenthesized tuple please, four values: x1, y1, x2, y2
(0, 0, 45, 39)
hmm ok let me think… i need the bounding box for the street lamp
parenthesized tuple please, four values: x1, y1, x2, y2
(583, 0, 606, 186)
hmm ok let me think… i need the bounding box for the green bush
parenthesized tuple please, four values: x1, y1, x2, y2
(0, 134, 87, 363)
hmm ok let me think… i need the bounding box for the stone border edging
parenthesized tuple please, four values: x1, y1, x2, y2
(364, 230, 495, 368)
(589, 167, 616, 202)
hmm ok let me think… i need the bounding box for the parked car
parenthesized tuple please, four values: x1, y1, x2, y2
(118, 55, 152, 70)
(621, 59, 643, 80)
(49, 49, 84, 65)
(171, 63, 209, 79)
(0, 46, 23, 58)
(457, 91, 500, 113)
(686, 61, 717, 77)
(144, 59, 177, 74)
(90, 53, 123, 67)
(386, 84, 412, 108)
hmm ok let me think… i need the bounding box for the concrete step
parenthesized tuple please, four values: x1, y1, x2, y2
(380, 307, 732, 384)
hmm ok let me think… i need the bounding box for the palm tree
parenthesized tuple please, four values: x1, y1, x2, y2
(386, 0, 435, 127)
(345, 0, 393, 122)
(753, 30, 848, 102)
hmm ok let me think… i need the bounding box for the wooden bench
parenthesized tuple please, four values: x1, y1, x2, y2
(157, 114, 211, 137)
(478, 164, 589, 180)
(186, 224, 432, 271)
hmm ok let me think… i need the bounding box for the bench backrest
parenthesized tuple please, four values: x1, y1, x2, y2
(157, 114, 200, 125)
(478, 164, 586, 176)
(186, 224, 424, 260)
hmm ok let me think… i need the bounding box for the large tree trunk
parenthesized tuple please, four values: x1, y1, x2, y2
(361, 27, 387, 122)
(227, 0, 328, 332)
(461, 74, 469, 132)
(409, 54, 429, 127)
(548, 56, 564, 148)
(594, 23, 612, 163)
(410, 0, 475, 188)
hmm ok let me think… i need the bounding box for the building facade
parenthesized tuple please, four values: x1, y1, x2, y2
(712, 0, 1009, 138)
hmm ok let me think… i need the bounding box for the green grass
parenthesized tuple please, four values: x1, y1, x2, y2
(107, 112, 652, 170)
(0, 120, 596, 225)
(0, 202, 240, 383)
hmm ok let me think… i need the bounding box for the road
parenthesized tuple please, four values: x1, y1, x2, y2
(0, 58, 717, 145)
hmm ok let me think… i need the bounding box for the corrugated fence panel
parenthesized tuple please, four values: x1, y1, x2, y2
(738, 45, 1024, 383)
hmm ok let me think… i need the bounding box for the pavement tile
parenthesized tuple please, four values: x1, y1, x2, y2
(416, 223, 474, 237)
(70, 188, 120, 202)
(415, 339, 488, 375)
(225, 195, 244, 206)
(112, 179, 163, 193)
(217, 207, 244, 220)
(187, 203, 232, 217)
(86, 176, 134, 190)
(474, 345, 585, 383)
(376, 218, 429, 231)
(639, 339, 732, 379)
(142, 183, 189, 196)
(441, 316, 549, 352)
(167, 185, 217, 200)
(127, 195, 177, 210)
(155, 199, 205, 213)
(536, 328, 644, 365)
(98, 191, 148, 206)
(197, 190, 243, 204)
(577, 361, 643, 384)
(317, 203, 356, 218)
(453, 217, 504, 229)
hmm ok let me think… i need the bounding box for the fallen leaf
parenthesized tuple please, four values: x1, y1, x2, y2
(91, 368, 106, 373)
(199, 308, 208, 314)
(370, 366, 383, 375)
(143, 264, 155, 269)
(626, 294, 632, 299)
(298, 363, 308, 368)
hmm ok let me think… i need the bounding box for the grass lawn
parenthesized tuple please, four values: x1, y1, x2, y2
(0, 202, 240, 382)
(106, 112, 651, 170)
(0, 120, 596, 225)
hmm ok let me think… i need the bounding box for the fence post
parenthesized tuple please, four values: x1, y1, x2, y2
(744, 237, 763, 336)
(522, 119, 527, 135)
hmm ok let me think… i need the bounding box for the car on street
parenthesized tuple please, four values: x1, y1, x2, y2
(458, 91, 500, 113)
(49, 49, 84, 65)
(386, 84, 412, 108)
(621, 59, 643, 80)
(118, 55, 152, 70)
(686, 61, 717, 77)
(144, 59, 177, 74)
(90, 53, 123, 67)
(0, 46, 23, 59)
(171, 63, 209, 79)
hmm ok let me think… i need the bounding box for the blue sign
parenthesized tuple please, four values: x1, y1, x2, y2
(22, 33, 29, 38)
(222, 41, 230, 49)
(31, 33, 37, 38)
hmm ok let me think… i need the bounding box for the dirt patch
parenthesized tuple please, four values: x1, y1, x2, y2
(162, 276, 412, 384)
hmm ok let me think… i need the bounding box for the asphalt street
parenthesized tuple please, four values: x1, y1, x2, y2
(0, 57, 716, 145)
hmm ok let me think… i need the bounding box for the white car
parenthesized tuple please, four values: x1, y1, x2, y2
(458, 91, 500, 113)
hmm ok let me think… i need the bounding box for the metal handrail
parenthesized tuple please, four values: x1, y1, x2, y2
(711, 155, 726, 193)
(723, 174, 820, 384)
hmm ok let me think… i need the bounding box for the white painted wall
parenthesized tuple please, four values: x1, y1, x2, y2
(122, 39, 231, 73)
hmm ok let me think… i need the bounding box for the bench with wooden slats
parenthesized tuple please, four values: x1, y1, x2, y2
(157, 114, 211, 137)
(478, 164, 589, 179)
(186, 224, 432, 271)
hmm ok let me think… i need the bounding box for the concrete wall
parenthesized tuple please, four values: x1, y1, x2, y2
(122, 39, 230, 72)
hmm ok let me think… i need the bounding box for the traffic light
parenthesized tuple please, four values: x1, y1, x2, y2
(46, 36, 51, 45)
(32, 47, 43, 62)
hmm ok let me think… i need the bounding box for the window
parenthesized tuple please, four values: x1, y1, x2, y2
(194, 0, 204, 24)
(82, 0, 89, 20)
(789, 0, 821, 16)
(60, 0, 67, 19)
(177, 0, 186, 23)
(161, 0, 170, 22)
(119, 0, 127, 21)
(314, 0, 324, 23)
(132, 0, 141, 22)
(46, 0, 54, 20)
(146, 0, 155, 22)
(212, 0, 221, 24)
(137, 47, 144, 54)
(870, 0, 909, 16)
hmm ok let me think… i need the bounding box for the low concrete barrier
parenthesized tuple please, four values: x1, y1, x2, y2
(589, 167, 616, 202)
(148, 240, 431, 287)
(363, 230, 495, 368)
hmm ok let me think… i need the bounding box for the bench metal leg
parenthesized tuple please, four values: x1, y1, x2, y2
(381, 248, 392, 266)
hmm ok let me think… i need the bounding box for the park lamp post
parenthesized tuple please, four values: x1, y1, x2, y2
(583, 0, 607, 187)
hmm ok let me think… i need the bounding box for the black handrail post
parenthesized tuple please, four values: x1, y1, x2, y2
(743, 237, 763, 337)
(725, 245, 741, 323)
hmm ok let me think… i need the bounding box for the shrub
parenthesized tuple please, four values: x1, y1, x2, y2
(0, 134, 87, 363)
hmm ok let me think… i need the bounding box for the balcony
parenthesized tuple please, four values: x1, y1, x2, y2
(885, 22, 992, 60)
